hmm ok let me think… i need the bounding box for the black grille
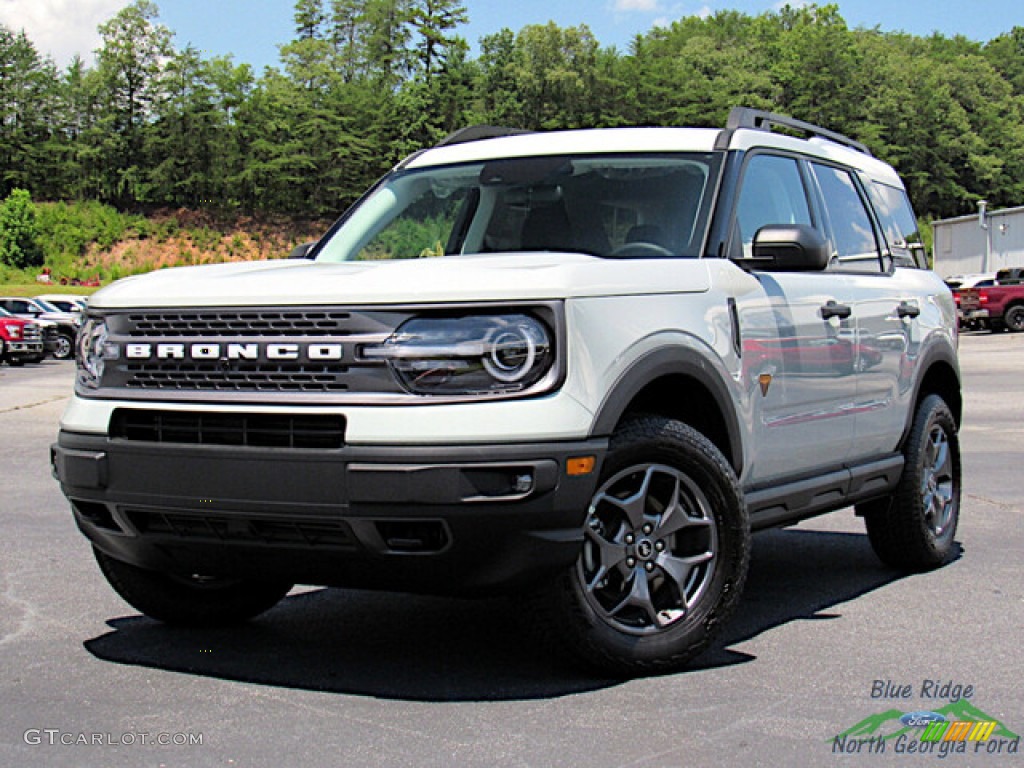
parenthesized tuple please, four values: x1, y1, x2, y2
(126, 309, 357, 337)
(122, 362, 351, 393)
(95, 307, 407, 398)
(111, 409, 345, 449)
(125, 508, 356, 549)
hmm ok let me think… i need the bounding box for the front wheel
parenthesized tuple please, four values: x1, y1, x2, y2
(94, 548, 293, 626)
(531, 415, 750, 675)
(858, 394, 961, 571)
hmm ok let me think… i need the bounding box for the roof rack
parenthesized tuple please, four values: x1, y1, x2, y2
(435, 125, 534, 148)
(724, 107, 871, 156)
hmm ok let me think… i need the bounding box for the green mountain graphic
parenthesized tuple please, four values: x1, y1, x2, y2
(834, 699, 1020, 741)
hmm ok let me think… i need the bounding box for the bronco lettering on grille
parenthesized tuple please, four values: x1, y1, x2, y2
(124, 342, 345, 362)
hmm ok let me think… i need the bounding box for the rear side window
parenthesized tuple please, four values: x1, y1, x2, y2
(810, 163, 881, 273)
(867, 181, 925, 269)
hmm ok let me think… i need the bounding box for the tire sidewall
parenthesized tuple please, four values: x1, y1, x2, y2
(563, 416, 749, 668)
(1006, 306, 1024, 332)
(904, 395, 961, 559)
(54, 333, 74, 360)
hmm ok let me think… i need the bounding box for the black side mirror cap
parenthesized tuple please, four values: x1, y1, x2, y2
(745, 224, 830, 272)
(289, 241, 318, 260)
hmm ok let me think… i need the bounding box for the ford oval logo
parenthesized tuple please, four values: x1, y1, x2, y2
(900, 711, 947, 728)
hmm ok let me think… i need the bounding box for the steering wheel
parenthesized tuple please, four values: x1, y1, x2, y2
(609, 241, 674, 258)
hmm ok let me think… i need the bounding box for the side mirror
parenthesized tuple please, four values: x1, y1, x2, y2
(289, 241, 318, 260)
(749, 224, 830, 272)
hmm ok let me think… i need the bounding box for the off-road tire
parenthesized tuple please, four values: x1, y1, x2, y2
(529, 415, 749, 676)
(858, 395, 961, 571)
(94, 548, 292, 626)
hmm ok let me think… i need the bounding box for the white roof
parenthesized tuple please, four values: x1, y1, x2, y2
(404, 124, 903, 188)
(404, 128, 722, 168)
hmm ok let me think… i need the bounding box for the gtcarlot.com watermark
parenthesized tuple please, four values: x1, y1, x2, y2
(24, 729, 203, 747)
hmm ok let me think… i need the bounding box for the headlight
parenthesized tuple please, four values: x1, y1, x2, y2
(2, 322, 21, 339)
(76, 317, 117, 389)
(364, 314, 553, 396)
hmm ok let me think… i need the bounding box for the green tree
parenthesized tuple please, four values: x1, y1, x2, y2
(94, 0, 173, 206)
(0, 27, 60, 197)
(0, 188, 43, 269)
(408, 0, 467, 81)
(625, 11, 774, 128)
(478, 23, 604, 130)
(984, 27, 1024, 96)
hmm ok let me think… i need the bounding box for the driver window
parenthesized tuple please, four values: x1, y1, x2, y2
(734, 154, 813, 258)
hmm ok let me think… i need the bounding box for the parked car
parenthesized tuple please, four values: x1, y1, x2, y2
(944, 273, 996, 328)
(0, 297, 82, 360)
(35, 294, 88, 314)
(994, 267, 1024, 284)
(0, 308, 45, 366)
(959, 271, 1024, 332)
(54, 108, 961, 675)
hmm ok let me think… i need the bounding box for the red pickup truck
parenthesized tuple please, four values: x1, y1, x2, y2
(0, 308, 45, 365)
(960, 268, 1024, 332)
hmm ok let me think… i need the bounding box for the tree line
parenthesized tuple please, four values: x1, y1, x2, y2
(2, 0, 1024, 225)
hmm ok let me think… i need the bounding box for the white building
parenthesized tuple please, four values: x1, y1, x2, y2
(931, 203, 1024, 278)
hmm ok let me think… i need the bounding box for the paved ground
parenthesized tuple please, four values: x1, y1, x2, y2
(1, 332, 1021, 767)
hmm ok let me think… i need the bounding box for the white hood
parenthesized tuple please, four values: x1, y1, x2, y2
(89, 253, 711, 309)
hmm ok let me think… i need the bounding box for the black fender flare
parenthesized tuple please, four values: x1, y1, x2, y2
(900, 338, 962, 447)
(589, 346, 745, 474)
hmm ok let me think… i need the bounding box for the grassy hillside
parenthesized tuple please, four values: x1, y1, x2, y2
(0, 201, 329, 290)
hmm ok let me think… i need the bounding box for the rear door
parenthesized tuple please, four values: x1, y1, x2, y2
(809, 164, 916, 461)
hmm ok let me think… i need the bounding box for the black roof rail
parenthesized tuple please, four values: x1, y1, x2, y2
(723, 107, 871, 156)
(435, 125, 534, 148)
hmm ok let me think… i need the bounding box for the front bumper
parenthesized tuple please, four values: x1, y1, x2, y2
(4, 340, 43, 355)
(53, 430, 607, 595)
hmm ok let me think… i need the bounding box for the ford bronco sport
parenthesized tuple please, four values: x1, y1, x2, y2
(53, 109, 961, 674)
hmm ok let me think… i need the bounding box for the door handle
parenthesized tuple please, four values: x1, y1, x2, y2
(897, 301, 921, 319)
(821, 300, 852, 320)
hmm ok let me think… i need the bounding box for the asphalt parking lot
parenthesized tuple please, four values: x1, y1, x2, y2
(1, 332, 1021, 767)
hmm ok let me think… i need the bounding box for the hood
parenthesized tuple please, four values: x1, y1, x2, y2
(39, 310, 80, 324)
(88, 253, 712, 309)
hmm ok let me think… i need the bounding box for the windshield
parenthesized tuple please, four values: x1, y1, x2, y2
(315, 153, 718, 262)
(34, 299, 60, 312)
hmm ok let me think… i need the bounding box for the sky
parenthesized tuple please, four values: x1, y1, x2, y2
(0, 0, 1021, 70)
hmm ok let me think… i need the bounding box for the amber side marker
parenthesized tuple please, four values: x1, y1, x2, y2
(566, 456, 596, 476)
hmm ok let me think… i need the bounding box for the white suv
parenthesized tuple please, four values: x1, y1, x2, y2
(54, 109, 961, 674)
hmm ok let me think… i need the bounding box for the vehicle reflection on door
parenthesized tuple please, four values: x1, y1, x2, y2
(743, 333, 883, 376)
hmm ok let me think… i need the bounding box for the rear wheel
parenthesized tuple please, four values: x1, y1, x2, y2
(53, 332, 75, 360)
(531, 415, 749, 675)
(94, 548, 293, 626)
(1005, 305, 1024, 333)
(858, 395, 960, 571)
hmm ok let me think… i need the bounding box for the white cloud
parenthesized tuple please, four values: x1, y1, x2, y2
(0, 0, 126, 66)
(613, 0, 663, 12)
